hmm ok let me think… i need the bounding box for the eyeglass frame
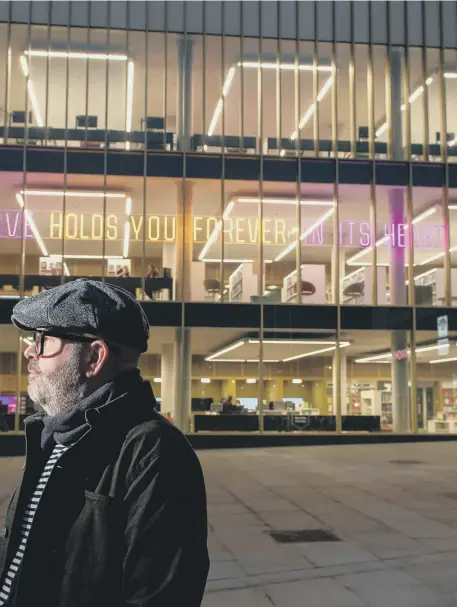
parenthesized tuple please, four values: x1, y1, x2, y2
(30, 330, 120, 358)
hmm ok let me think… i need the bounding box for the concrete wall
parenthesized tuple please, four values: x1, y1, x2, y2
(0, 1, 456, 49)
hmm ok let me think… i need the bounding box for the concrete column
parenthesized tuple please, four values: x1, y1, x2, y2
(175, 180, 193, 302)
(174, 327, 192, 431)
(162, 243, 176, 300)
(333, 352, 347, 415)
(161, 343, 175, 421)
(176, 37, 193, 153)
(389, 48, 410, 432)
(265, 380, 284, 402)
(221, 380, 236, 402)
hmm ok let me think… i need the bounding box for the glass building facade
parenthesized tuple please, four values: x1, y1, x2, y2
(1, 1, 457, 436)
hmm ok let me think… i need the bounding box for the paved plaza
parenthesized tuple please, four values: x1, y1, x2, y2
(3, 442, 457, 605)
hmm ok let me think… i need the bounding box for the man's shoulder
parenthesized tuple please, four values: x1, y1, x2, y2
(119, 411, 199, 479)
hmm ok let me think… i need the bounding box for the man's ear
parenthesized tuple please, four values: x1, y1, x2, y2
(85, 341, 110, 378)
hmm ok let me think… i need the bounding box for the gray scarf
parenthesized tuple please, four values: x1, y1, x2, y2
(40, 369, 142, 451)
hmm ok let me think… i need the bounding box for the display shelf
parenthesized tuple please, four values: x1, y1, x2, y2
(428, 419, 457, 433)
(228, 264, 257, 303)
(282, 265, 326, 304)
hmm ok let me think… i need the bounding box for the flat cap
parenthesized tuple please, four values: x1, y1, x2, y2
(11, 279, 149, 353)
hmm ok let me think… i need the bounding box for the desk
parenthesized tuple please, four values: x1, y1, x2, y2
(191, 412, 381, 433)
(0, 127, 175, 151)
(0, 275, 173, 301)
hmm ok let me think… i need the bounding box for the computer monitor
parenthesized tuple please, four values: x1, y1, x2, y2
(210, 403, 223, 414)
(283, 398, 302, 409)
(237, 397, 257, 411)
(272, 401, 286, 411)
(0, 395, 17, 414)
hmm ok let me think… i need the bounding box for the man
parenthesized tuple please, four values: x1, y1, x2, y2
(0, 279, 209, 607)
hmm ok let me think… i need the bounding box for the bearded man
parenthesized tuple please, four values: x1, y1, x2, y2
(0, 279, 209, 607)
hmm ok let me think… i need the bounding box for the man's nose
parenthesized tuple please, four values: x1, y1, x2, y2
(24, 344, 36, 360)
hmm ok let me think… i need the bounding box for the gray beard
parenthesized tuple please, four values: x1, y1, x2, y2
(28, 356, 88, 417)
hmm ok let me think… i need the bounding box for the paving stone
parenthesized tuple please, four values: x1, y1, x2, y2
(264, 577, 366, 607)
(202, 587, 273, 607)
(298, 541, 378, 567)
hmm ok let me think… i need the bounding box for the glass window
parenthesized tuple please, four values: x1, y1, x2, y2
(343, 329, 411, 433)
(414, 329, 457, 434)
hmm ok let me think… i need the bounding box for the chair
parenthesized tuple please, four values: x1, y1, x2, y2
(343, 282, 364, 298)
(141, 117, 165, 131)
(301, 281, 316, 297)
(204, 278, 221, 300)
(358, 126, 369, 141)
(10, 111, 32, 125)
(76, 115, 98, 128)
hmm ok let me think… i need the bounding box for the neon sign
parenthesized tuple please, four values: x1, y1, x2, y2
(0, 212, 33, 238)
(0, 211, 446, 249)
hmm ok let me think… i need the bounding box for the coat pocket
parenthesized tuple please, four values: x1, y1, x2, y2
(62, 490, 126, 581)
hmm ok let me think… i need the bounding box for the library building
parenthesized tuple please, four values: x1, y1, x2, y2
(1, 1, 457, 441)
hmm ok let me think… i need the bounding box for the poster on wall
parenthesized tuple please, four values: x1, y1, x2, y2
(107, 258, 131, 277)
(39, 257, 63, 276)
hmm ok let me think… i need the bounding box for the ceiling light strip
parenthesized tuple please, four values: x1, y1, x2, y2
(208, 61, 331, 137)
(205, 340, 245, 362)
(24, 50, 128, 61)
(287, 76, 333, 148)
(199, 201, 235, 261)
(282, 342, 350, 362)
(20, 190, 126, 198)
(376, 76, 434, 138)
(236, 197, 335, 207)
(20, 55, 44, 127)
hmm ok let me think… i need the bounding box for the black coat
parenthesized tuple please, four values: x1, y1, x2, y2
(0, 380, 209, 607)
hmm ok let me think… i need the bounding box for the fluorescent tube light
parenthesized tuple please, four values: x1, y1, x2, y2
(282, 341, 350, 362)
(246, 378, 257, 384)
(248, 339, 340, 345)
(24, 50, 128, 61)
(123, 197, 132, 258)
(292, 378, 302, 384)
(203, 259, 272, 264)
(123, 222, 130, 258)
(237, 61, 332, 73)
(125, 60, 135, 150)
(49, 254, 126, 260)
(205, 340, 245, 362)
(376, 76, 434, 138)
(236, 197, 334, 207)
(200, 378, 211, 383)
(208, 67, 236, 136)
(20, 56, 44, 127)
(199, 201, 235, 260)
(289, 76, 333, 141)
(208, 62, 331, 137)
(430, 356, 457, 364)
(356, 343, 445, 363)
(420, 243, 457, 266)
(20, 190, 126, 198)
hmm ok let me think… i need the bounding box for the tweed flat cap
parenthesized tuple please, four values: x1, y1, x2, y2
(11, 279, 149, 353)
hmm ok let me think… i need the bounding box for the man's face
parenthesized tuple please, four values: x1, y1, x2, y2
(24, 334, 89, 416)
